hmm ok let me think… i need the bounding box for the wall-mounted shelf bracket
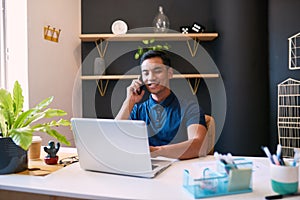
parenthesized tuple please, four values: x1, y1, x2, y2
(95, 40, 109, 58)
(187, 78, 201, 95)
(186, 38, 200, 57)
(96, 79, 109, 96)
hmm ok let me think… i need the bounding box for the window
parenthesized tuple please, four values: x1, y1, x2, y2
(0, 0, 7, 88)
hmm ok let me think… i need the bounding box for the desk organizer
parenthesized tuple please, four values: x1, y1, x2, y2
(183, 158, 253, 198)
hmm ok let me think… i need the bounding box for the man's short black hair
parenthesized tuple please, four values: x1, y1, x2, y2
(140, 50, 171, 67)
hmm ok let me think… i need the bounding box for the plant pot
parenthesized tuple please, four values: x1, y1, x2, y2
(44, 156, 59, 165)
(0, 137, 28, 174)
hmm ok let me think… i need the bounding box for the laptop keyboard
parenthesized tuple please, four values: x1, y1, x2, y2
(151, 159, 172, 171)
(152, 165, 158, 170)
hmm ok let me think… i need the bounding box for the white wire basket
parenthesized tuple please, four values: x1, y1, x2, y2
(277, 78, 300, 157)
(289, 32, 300, 70)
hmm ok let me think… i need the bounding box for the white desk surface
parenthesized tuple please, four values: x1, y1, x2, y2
(0, 147, 299, 200)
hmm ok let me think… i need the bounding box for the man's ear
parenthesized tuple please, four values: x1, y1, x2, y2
(168, 67, 173, 79)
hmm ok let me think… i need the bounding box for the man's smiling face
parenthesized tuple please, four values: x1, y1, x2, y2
(141, 57, 173, 96)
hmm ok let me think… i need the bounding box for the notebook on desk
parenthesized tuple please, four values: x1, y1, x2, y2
(71, 118, 173, 178)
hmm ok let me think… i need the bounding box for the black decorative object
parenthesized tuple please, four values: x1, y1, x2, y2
(191, 23, 205, 33)
(180, 26, 191, 34)
(180, 23, 206, 34)
(0, 137, 28, 174)
(44, 141, 60, 165)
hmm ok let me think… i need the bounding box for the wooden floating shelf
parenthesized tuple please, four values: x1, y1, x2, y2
(81, 74, 219, 80)
(79, 33, 218, 42)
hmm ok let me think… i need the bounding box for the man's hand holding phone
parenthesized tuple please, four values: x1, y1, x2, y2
(126, 75, 145, 104)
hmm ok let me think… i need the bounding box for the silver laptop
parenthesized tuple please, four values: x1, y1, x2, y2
(71, 118, 173, 178)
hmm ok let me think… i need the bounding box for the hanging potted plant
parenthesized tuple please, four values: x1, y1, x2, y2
(0, 81, 71, 174)
(134, 39, 170, 60)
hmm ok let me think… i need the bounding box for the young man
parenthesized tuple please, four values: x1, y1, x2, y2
(116, 50, 207, 160)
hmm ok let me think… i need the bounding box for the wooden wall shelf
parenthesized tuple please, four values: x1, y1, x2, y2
(80, 33, 218, 58)
(81, 73, 219, 80)
(79, 33, 218, 42)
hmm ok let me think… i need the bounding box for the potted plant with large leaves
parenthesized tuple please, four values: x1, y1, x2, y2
(134, 39, 170, 60)
(0, 81, 71, 174)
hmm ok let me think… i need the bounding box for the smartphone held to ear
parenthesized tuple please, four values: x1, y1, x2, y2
(136, 76, 145, 95)
(137, 85, 145, 95)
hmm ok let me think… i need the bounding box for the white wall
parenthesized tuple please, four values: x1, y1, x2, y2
(6, 0, 81, 146)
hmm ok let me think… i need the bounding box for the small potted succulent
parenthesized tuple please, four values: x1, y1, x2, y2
(0, 81, 71, 174)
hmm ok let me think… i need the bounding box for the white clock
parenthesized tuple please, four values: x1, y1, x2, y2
(111, 20, 128, 35)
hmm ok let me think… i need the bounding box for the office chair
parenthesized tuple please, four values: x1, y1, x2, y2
(197, 115, 216, 157)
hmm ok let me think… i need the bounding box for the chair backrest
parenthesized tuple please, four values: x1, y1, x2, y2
(198, 115, 216, 157)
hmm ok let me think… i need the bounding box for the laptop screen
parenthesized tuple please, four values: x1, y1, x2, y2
(71, 118, 154, 175)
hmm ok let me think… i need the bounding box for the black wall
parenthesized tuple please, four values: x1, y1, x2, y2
(212, 0, 269, 156)
(268, 0, 300, 152)
(81, 0, 300, 156)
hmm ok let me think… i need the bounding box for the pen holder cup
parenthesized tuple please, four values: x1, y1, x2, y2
(270, 163, 299, 195)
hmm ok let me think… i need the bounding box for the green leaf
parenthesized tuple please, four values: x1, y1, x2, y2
(32, 119, 70, 129)
(149, 39, 155, 44)
(0, 109, 8, 135)
(13, 109, 35, 128)
(9, 127, 33, 150)
(12, 81, 24, 117)
(23, 112, 46, 127)
(2, 109, 14, 131)
(34, 96, 53, 111)
(142, 40, 149, 45)
(0, 89, 13, 113)
(37, 125, 70, 146)
(56, 119, 71, 126)
(156, 45, 163, 49)
(134, 53, 140, 60)
(163, 45, 170, 50)
(43, 108, 67, 118)
(137, 47, 143, 55)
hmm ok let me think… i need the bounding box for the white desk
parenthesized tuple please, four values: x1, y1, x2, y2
(0, 148, 299, 200)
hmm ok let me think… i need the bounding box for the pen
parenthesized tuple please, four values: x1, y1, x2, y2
(265, 193, 300, 199)
(226, 153, 238, 169)
(261, 146, 275, 164)
(276, 144, 285, 166)
(293, 148, 300, 166)
(272, 154, 280, 165)
(276, 144, 281, 158)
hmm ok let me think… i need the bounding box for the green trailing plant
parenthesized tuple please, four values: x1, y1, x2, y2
(134, 39, 170, 60)
(0, 81, 71, 150)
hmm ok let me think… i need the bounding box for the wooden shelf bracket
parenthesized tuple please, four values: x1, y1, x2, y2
(187, 78, 201, 95)
(95, 40, 109, 58)
(186, 38, 200, 57)
(96, 80, 109, 96)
